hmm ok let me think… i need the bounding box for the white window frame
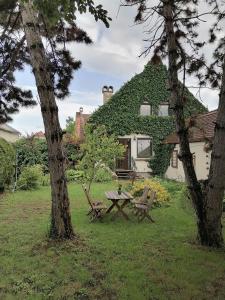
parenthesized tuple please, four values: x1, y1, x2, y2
(158, 103, 169, 116)
(137, 138, 153, 159)
(140, 103, 152, 116)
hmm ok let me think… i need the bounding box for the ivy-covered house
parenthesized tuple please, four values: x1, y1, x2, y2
(88, 57, 207, 177)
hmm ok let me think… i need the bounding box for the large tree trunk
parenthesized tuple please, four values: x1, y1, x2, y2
(163, 0, 223, 247)
(203, 57, 225, 247)
(20, 0, 74, 239)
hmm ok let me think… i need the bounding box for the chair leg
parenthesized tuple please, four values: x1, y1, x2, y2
(146, 214, 155, 223)
(87, 209, 93, 216)
(134, 208, 142, 216)
(138, 212, 146, 222)
(134, 209, 139, 216)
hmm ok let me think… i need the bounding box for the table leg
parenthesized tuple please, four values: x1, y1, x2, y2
(106, 200, 116, 214)
(113, 200, 130, 220)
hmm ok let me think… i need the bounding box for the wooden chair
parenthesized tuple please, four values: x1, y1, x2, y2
(82, 184, 107, 222)
(130, 186, 150, 206)
(134, 189, 156, 223)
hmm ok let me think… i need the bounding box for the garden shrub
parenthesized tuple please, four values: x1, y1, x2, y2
(15, 138, 49, 174)
(41, 174, 50, 186)
(17, 165, 44, 190)
(129, 178, 171, 207)
(66, 169, 84, 182)
(0, 138, 15, 192)
(178, 184, 194, 214)
(94, 167, 112, 182)
(15, 137, 81, 174)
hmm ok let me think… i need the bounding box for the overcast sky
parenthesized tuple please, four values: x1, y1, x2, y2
(12, 0, 220, 134)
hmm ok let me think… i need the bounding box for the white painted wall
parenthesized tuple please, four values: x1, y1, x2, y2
(118, 134, 152, 174)
(165, 142, 211, 182)
(0, 130, 20, 143)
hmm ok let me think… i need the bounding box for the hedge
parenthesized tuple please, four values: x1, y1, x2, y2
(0, 138, 15, 192)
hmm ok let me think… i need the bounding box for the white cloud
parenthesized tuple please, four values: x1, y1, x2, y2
(12, 0, 221, 134)
(11, 92, 99, 135)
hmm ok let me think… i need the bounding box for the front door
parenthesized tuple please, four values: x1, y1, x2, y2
(116, 139, 131, 170)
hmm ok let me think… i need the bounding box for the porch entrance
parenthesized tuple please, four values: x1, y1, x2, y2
(116, 138, 131, 170)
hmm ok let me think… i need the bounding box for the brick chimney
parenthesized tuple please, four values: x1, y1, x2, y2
(102, 85, 114, 104)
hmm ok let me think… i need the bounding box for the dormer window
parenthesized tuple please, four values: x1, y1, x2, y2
(158, 103, 169, 116)
(140, 103, 152, 116)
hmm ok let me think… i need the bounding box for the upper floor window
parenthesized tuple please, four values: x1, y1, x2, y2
(158, 104, 169, 116)
(137, 138, 152, 158)
(140, 103, 152, 116)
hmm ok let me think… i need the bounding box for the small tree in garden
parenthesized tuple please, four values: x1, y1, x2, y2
(79, 125, 125, 193)
(65, 117, 75, 136)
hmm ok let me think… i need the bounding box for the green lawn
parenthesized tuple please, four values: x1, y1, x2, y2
(0, 181, 225, 300)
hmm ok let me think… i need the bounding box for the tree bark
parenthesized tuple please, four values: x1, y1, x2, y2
(203, 57, 225, 247)
(20, 0, 74, 239)
(163, 0, 224, 247)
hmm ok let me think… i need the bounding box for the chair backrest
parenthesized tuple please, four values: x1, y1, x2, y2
(147, 190, 156, 209)
(82, 184, 93, 209)
(139, 186, 150, 204)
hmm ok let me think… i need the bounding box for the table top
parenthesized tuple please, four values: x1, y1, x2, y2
(105, 191, 133, 200)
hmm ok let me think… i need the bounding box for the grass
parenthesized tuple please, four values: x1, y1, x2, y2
(0, 180, 225, 299)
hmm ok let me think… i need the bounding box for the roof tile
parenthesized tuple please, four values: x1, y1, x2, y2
(165, 110, 217, 144)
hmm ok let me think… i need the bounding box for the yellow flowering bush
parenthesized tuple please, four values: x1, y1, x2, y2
(130, 179, 171, 207)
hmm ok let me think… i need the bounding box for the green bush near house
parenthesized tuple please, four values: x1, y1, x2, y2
(15, 138, 49, 174)
(41, 174, 50, 186)
(15, 137, 81, 174)
(66, 169, 84, 182)
(0, 138, 15, 193)
(128, 178, 171, 207)
(94, 167, 112, 182)
(17, 165, 44, 190)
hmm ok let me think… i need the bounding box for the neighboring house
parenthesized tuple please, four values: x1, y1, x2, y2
(0, 124, 21, 143)
(75, 107, 90, 144)
(76, 56, 207, 177)
(165, 110, 217, 182)
(31, 131, 45, 139)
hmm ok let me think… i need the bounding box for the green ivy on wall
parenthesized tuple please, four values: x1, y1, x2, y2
(89, 61, 207, 176)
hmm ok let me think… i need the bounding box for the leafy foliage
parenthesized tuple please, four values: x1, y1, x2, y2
(65, 169, 84, 182)
(17, 165, 44, 190)
(0, 138, 15, 192)
(65, 117, 75, 135)
(15, 136, 81, 172)
(94, 167, 112, 183)
(90, 62, 207, 175)
(15, 138, 49, 174)
(129, 178, 171, 207)
(0, 0, 111, 123)
(79, 125, 125, 191)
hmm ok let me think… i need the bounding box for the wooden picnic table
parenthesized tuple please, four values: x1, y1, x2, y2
(105, 191, 133, 220)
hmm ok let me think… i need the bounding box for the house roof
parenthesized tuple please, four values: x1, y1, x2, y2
(32, 131, 45, 139)
(90, 59, 207, 136)
(165, 110, 217, 144)
(0, 124, 20, 135)
(75, 111, 90, 143)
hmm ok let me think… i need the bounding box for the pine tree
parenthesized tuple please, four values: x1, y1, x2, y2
(124, 0, 224, 247)
(0, 0, 111, 239)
